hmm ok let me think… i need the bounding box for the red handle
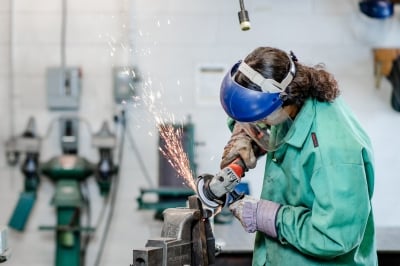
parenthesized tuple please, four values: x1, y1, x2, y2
(229, 159, 245, 177)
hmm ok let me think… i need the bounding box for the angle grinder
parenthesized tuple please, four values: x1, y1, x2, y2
(196, 159, 246, 210)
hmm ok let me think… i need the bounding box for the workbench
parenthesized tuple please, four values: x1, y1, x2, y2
(215, 221, 400, 251)
(139, 209, 400, 266)
(375, 227, 400, 265)
(213, 220, 400, 266)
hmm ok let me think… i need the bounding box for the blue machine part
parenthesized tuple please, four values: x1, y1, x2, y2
(235, 182, 250, 195)
(359, 0, 394, 19)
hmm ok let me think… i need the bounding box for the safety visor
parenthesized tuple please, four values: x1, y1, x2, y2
(237, 116, 293, 152)
(220, 58, 295, 123)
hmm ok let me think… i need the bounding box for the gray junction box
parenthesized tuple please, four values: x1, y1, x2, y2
(46, 67, 82, 110)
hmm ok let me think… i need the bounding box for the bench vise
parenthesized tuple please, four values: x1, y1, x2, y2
(131, 195, 218, 266)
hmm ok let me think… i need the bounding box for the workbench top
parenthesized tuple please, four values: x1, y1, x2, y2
(213, 219, 400, 253)
(138, 208, 400, 254)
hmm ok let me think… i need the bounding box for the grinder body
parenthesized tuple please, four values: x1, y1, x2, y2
(196, 159, 245, 209)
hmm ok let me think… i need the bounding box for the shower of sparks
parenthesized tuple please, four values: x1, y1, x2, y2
(139, 78, 196, 191)
(102, 17, 195, 191)
(157, 123, 196, 191)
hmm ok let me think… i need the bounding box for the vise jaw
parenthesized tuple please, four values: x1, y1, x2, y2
(131, 195, 216, 266)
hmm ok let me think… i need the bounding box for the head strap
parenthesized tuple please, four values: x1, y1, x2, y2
(237, 53, 296, 93)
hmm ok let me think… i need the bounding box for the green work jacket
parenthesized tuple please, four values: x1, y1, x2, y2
(252, 98, 377, 265)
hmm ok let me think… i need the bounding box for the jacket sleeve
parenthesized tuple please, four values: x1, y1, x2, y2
(275, 163, 372, 259)
(227, 117, 236, 131)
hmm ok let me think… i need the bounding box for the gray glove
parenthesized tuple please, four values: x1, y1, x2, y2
(229, 195, 281, 238)
(220, 123, 257, 170)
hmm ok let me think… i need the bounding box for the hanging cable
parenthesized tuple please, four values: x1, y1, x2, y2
(8, 0, 17, 186)
(8, 0, 15, 137)
(61, 0, 67, 71)
(93, 109, 126, 266)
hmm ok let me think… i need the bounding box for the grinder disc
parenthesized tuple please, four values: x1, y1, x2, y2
(196, 176, 219, 209)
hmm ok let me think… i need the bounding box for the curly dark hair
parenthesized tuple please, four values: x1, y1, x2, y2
(235, 47, 340, 108)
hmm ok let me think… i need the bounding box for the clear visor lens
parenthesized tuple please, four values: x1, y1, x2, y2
(256, 107, 290, 126)
(237, 109, 293, 152)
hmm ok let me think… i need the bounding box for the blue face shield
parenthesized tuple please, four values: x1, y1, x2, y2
(220, 55, 296, 123)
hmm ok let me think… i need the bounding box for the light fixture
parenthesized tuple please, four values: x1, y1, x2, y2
(238, 0, 251, 31)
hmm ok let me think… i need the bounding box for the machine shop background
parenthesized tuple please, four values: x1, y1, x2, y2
(1, 0, 400, 265)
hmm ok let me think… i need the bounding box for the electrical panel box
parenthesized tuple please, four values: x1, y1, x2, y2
(113, 66, 140, 104)
(47, 67, 82, 110)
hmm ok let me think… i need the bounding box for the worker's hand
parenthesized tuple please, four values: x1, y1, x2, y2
(229, 195, 281, 238)
(228, 195, 258, 233)
(220, 123, 257, 170)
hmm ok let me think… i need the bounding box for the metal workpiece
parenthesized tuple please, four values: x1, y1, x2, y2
(132, 196, 217, 266)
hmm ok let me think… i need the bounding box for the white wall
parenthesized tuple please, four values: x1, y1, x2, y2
(1, 0, 400, 265)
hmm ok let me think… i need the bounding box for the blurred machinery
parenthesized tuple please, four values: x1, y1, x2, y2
(5, 117, 42, 231)
(372, 48, 400, 111)
(387, 55, 400, 111)
(359, 0, 400, 19)
(0, 227, 11, 263)
(5, 115, 120, 266)
(136, 117, 199, 220)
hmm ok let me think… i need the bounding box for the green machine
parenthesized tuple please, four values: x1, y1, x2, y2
(5, 116, 119, 266)
(6, 117, 41, 232)
(39, 155, 97, 266)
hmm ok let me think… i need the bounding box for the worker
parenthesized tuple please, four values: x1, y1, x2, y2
(219, 47, 377, 265)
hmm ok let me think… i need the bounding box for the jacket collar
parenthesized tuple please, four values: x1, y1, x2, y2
(285, 98, 315, 149)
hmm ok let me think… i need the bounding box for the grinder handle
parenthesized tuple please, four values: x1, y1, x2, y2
(229, 158, 246, 177)
(228, 141, 265, 177)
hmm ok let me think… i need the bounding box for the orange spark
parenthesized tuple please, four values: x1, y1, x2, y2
(157, 123, 196, 191)
(137, 82, 196, 191)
